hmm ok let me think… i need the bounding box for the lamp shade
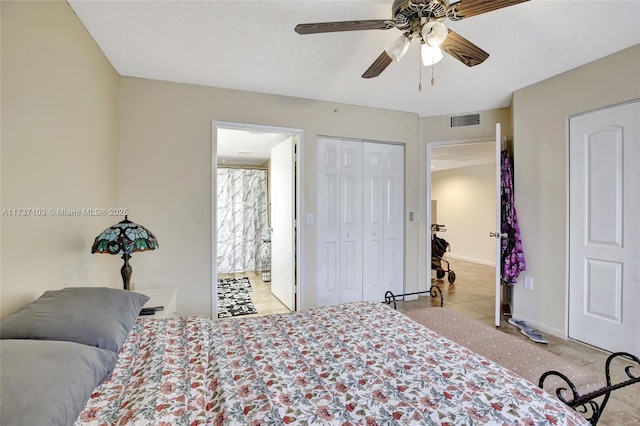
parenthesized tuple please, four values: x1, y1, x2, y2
(421, 43, 443, 66)
(385, 35, 411, 62)
(421, 21, 448, 47)
(91, 216, 158, 255)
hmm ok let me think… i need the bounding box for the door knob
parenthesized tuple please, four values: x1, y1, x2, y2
(489, 232, 507, 238)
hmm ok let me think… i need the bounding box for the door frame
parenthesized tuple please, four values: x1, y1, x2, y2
(211, 121, 304, 319)
(425, 136, 497, 309)
(565, 99, 640, 348)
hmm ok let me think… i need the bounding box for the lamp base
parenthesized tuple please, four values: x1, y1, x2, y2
(121, 253, 132, 291)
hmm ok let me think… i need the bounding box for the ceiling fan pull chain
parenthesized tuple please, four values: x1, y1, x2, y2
(419, 60, 423, 92)
(431, 64, 436, 86)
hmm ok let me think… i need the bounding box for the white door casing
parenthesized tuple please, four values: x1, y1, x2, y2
(363, 142, 404, 301)
(212, 121, 304, 317)
(425, 133, 500, 324)
(270, 137, 296, 310)
(568, 101, 639, 354)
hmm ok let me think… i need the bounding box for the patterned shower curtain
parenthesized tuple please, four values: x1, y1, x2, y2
(217, 168, 269, 273)
(501, 150, 526, 285)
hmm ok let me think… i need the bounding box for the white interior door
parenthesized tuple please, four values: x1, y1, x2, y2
(569, 101, 639, 353)
(363, 142, 404, 301)
(494, 124, 502, 327)
(271, 137, 296, 310)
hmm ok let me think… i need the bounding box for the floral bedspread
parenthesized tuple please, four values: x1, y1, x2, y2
(76, 302, 588, 425)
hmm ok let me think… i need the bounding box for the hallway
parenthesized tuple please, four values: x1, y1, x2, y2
(384, 258, 497, 321)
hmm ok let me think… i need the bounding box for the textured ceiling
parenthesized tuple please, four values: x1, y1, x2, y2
(68, 0, 640, 117)
(431, 141, 495, 171)
(217, 128, 289, 165)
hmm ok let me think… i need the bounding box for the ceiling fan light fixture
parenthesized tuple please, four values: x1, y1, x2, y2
(421, 21, 448, 47)
(385, 35, 411, 62)
(421, 43, 443, 66)
(295, 0, 530, 79)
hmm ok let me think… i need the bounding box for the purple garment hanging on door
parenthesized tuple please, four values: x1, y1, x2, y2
(501, 150, 526, 285)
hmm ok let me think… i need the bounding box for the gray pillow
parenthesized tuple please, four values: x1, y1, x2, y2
(0, 287, 149, 353)
(0, 339, 117, 426)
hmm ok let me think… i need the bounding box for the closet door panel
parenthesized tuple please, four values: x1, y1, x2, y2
(363, 143, 404, 300)
(317, 138, 342, 306)
(339, 140, 363, 303)
(341, 241, 358, 291)
(383, 236, 401, 294)
(383, 144, 405, 297)
(368, 240, 383, 290)
(362, 143, 386, 300)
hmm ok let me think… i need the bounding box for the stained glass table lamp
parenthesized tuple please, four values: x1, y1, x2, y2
(91, 215, 158, 290)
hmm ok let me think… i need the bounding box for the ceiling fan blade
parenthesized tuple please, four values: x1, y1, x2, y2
(447, 0, 528, 20)
(295, 20, 395, 35)
(362, 51, 393, 79)
(441, 29, 489, 67)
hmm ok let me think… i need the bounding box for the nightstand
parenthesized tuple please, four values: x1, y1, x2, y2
(137, 288, 177, 318)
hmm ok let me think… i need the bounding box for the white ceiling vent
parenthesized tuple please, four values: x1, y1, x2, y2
(450, 113, 480, 128)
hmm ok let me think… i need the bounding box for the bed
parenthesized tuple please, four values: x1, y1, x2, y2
(1, 289, 590, 425)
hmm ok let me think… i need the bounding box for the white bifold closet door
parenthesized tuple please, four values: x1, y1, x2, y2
(362, 142, 404, 301)
(316, 138, 363, 306)
(317, 137, 404, 306)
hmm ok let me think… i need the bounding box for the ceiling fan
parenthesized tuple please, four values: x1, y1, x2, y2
(295, 0, 528, 78)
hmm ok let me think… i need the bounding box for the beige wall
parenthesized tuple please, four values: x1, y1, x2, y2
(0, 1, 120, 315)
(117, 77, 420, 316)
(431, 163, 496, 265)
(418, 108, 511, 291)
(3, 0, 637, 331)
(512, 44, 640, 336)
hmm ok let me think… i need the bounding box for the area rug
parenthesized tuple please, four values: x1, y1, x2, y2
(217, 277, 257, 318)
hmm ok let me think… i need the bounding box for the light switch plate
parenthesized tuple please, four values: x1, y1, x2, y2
(524, 276, 533, 290)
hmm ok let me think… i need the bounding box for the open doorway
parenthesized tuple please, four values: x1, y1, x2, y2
(426, 138, 498, 321)
(212, 122, 303, 319)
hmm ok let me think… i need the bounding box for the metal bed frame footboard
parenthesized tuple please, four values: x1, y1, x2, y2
(383, 290, 639, 425)
(383, 287, 443, 309)
(538, 352, 640, 425)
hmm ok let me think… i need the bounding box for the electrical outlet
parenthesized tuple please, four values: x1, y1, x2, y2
(524, 276, 533, 291)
